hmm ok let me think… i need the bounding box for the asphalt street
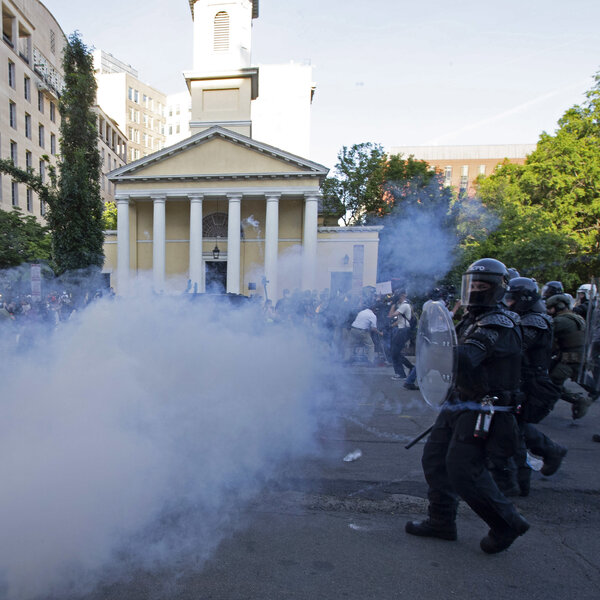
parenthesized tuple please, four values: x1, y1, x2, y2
(76, 364, 600, 600)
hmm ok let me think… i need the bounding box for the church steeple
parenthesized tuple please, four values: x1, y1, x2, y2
(185, 1, 259, 137)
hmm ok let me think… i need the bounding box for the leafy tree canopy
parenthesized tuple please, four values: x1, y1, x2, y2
(461, 72, 600, 288)
(0, 207, 52, 269)
(321, 143, 387, 225)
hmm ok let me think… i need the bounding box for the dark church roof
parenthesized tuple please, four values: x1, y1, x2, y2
(189, 1, 259, 19)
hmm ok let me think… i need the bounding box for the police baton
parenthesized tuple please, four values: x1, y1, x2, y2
(404, 424, 433, 450)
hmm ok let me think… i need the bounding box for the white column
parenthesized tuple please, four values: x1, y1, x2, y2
(226, 193, 242, 294)
(116, 195, 130, 294)
(302, 193, 320, 291)
(264, 193, 280, 301)
(189, 194, 203, 292)
(152, 195, 166, 292)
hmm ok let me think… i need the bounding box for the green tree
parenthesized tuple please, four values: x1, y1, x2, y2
(49, 32, 104, 273)
(321, 143, 387, 225)
(461, 73, 600, 287)
(0, 207, 52, 268)
(102, 201, 117, 230)
(0, 33, 104, 276)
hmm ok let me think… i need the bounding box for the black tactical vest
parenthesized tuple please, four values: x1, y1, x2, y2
(520, 311, 553, 372)
(455, 306, 522, 402)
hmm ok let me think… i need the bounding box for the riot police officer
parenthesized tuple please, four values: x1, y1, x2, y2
(542, 281, 564, 301)
(501, 278, 566, 494)
(546, 294, 591, 419)
(406, 258, 529, 554)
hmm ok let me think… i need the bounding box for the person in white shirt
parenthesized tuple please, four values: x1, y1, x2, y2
(388, 290, 414, 380)
(345, 305, 382, 364)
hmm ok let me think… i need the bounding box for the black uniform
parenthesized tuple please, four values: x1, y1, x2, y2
(420, 304, 526, 533)
(512, 310, 564, 489)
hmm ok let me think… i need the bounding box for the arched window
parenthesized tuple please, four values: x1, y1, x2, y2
(213, 11, 230, 52)
(203, 212, 245, 239)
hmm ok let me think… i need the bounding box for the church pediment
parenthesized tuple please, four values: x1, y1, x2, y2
(109, 126, 328, 183)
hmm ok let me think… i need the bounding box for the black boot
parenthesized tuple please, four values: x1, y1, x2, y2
(541, 445, 567, 477)
(480, 515, 530, 554)
(405, 519, 457, 541)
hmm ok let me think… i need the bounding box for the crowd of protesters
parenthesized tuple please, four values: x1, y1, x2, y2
(0, 287, 114, 348)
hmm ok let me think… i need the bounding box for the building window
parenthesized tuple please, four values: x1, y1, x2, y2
(11, 181, 18, 206)
(38, 90, 44, 113)
(40, 198, 46, 216)
(26, 188, 33, 212)
(479, 164, 486, 176)
(50, 101, 56, 122)
(50, 133, 56, 155)
(213, 11, 230, 51)
(38, 124, 45, 147)
(18, 24, 31, 63)
(25, 113, 31, 138)
(24, 75, 30, 100)
(10, 141, 17, 164)
(50, 29, 56, 54)
(9, 101, 16, 128)
(25, 150, 32, 169)
(444, 166, 452, 186)
(8, 60, 15, 88)
(3, 6, 15, 47)
(459, 165, 469, 194)
(128, 86, 133, 101)
(39, 159, 45, 183)
(134, 89, 139, 103)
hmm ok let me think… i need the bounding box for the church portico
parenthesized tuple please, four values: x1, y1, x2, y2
(111, 146, 327, 297)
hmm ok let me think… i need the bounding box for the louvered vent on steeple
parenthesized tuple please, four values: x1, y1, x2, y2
(213, 11, 230, 51)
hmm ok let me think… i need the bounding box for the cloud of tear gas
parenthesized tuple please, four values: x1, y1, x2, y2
(0, 291, 350, 599)
(377, 208, 457, 294)
(377, 179, 500, 294)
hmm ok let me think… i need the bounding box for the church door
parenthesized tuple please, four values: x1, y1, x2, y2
(205, 261, 227, 293)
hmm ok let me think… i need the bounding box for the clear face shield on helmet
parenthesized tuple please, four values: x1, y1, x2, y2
(461, 273, 506, 308)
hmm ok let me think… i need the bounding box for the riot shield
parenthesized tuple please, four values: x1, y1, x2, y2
(416, 300, 458, 407)
(578, 277, 600, 394)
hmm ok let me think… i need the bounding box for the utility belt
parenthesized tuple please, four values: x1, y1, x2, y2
(473, 395, 517, 439)
(451, 389, 515, 407)
(447, 392, 517, 440)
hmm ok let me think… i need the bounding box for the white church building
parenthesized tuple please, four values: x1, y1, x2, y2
(103, 0, 381, 299)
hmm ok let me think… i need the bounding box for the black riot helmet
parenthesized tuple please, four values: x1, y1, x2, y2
(541, 281, 564, 300)
(504, 277, 544, 314)
(507, 268, 520, 280)
(461, 258, 509, 308)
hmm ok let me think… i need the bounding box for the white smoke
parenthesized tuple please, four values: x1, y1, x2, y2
(0, 292, 346, 598)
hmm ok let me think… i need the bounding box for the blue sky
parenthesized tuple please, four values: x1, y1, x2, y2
(44, 0, 600, 169)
